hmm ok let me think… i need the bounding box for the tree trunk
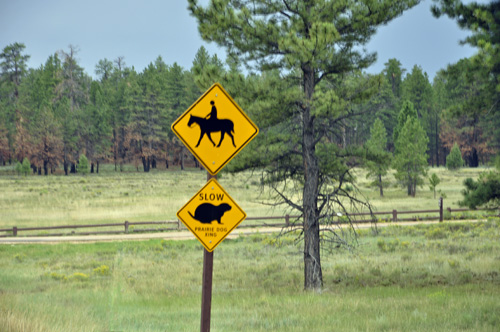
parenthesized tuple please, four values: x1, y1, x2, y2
(435, 116, 440, 167)
(180, 149, 185, 170)
(302, 65, 322, 291)
(142, 156, 150, 172)
(378, 174, 384, 197)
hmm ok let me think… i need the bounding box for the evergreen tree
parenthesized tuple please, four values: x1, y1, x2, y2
(0, 123, 10, 165)
(54, 45, 91, 175)
(437, 59, 494, 167)
(432, 0, 500, 109)
(0, 43, 30, 159)
(433, 1, 500, 165)
(365, 118, 391, 196)
(393, 117, 429, 197)
(132, 57, 169, 171)
(77, 154, 89, 175)
(113, 66, 140, 171)
(384, 58, 405, 98)
(0, 42, 30, 99)
(83, 81, 111, 173)
(460, 171, 500, 209)
(21, 157, 30, 176)
(393, 100, 418, 144)
(401, 65, 439, 164)
(18, 61, 63, 175)
(428, 173, 441, 199)
(189, 0, 420, 290)
(446, 142, 464, 170)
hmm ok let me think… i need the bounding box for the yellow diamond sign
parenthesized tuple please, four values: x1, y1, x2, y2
(176, 178, 247, 252)
(171, 83, 258, 175)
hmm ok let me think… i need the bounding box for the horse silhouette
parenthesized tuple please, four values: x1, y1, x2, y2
(188, 115, 236, 148)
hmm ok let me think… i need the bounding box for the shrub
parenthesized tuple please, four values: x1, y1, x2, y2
(446, 143, 464, 170)
(429, 173, 441, 198)
(377, 238, 400, 252)
(15, 161, 22, 175)
(18, 157, 31, 176)
(69, 272, 89, 282)
(425, 227, 448, 239)
(77, 154, 89, 175)
(93, 265, 111, 276)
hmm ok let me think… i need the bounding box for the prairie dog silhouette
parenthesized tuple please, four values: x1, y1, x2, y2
(188, 203, 232, 224)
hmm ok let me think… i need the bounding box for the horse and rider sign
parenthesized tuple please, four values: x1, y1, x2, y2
(171, 83, 258, 175)
(171, 83, 258, 252)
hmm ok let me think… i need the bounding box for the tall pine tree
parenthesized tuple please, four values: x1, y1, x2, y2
(189, 0, 420, 290)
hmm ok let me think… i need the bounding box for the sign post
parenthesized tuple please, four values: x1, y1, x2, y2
(201, 172, 215, 332)
(201, 247, 213, 332)
(171, 83, 258, 332)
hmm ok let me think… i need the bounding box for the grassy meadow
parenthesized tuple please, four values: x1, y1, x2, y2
(0, 164, 495, 230)
(1, 164, 499, 331)
(0, 221, 499, 331)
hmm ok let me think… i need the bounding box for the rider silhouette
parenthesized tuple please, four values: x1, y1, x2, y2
(187, 99, 236, 148)
(206, 101, 217, 122)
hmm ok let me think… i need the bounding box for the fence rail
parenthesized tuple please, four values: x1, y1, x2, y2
(1, 201, 498, 238)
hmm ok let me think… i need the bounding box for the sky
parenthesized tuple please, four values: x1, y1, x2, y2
(0, 0, 480, 81)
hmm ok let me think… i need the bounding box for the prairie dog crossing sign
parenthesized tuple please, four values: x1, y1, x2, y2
(176, 178, 246, 252)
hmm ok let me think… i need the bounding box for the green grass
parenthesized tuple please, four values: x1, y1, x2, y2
(353, 167, 489, 213)
(1, 220, 499, 331)
(0, 164, 494, 230)
(0, 166, 274, 229)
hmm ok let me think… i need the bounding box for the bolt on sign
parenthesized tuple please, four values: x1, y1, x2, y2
(176, 178, 247, 252)
(171, 83, 259, 175)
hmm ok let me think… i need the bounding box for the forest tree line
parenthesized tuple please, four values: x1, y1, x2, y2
(0, 42, 499, 175)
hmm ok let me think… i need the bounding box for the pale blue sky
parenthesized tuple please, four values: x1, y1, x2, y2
(0, 0, 479, 81)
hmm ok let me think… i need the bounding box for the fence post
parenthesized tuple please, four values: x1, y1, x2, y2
(124, 221, 129, 234)
(392, 210, 397, 222)
(285, 214, 290, 227)
(439, 197, 443, 222)
(13, 226, 17, 237)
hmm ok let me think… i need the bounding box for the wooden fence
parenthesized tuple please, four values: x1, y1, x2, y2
(1, 200, 498, 238)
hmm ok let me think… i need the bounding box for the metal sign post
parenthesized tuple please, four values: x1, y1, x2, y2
(171, 83, 258, 332)
(201, 172, 215, 332)
(201, 248, 213, 332)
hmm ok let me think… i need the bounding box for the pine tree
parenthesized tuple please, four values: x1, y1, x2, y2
(429, 173, 441, 199)
(21, 157, 30, 176)
(77, 154, 89, 175)
(402, 65, 437, 165)
(189, 0, 420, 290)
(0, 43, 30, 160)
(393, 117, 429, 197)
(446, 143, 464, 170)
(384, 58, 405, 98)
(365, 118, 391, 196)
(393, 100, 418, 144)
(0, 124, 10, 165)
